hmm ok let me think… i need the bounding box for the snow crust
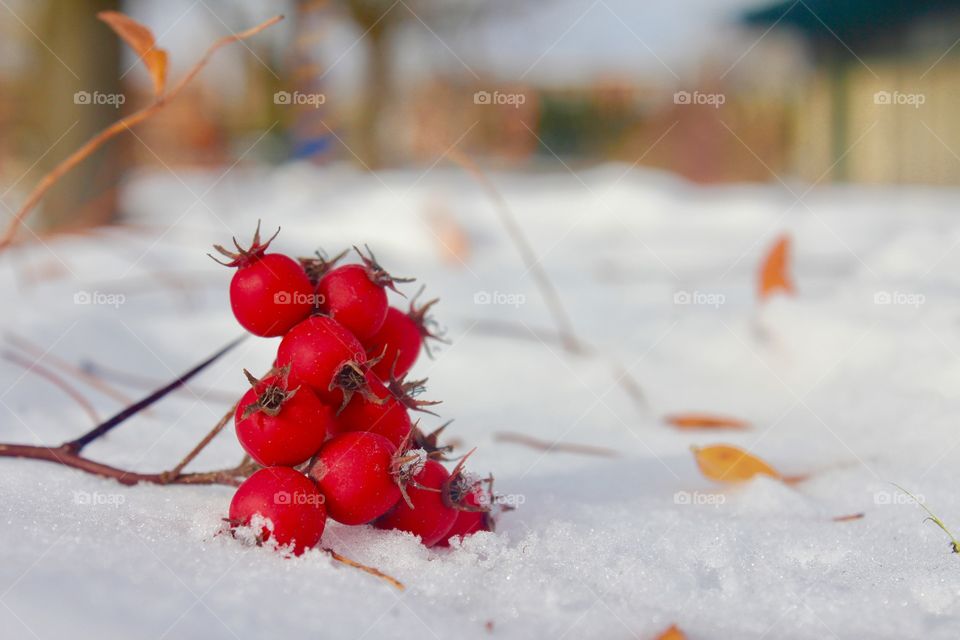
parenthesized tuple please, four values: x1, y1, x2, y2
(2, 164, 960, 638)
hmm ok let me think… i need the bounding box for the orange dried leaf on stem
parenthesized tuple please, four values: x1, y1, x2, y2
(664, 413, 749, 430)
(691, 444, 781, 483)
(0, 13, 283, 251)
(97, 11, 167, 96)
(655, 624, 686, 640)
(758, 233, 795, 300)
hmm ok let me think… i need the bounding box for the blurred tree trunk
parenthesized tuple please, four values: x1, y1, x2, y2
(31, 0, 122, 232)
(346, 0, 393, 169)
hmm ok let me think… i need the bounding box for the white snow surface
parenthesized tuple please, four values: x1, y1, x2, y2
(3, 164, 960, 639)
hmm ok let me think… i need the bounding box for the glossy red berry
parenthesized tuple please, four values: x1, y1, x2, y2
(365, 291, 442, 379)
(365, 307, 421, 379)
(331, 372, 412, 448)
(437, 482, 493, 547)
(210, 223, 315, 337)
(234, 370, 333, 467)
(228, 467, 326, 555)
(276, 316, 369, 407)
(318, 248, 413, 341)
(374, 459, 457, 546)
(318, 264, 388, 341)
(308, 432, 401, 525)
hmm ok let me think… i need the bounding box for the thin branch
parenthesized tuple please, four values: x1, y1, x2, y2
(444, 150, 648, 412)
(494, 431, 619, 458)
(6, 332, 137, 406)
(445, 149, 582, 353)
(0, 349, 101, 424)
(64, 336, 245, 452)
(0, 442, 254, 486)
(79, 357, 237, 404)
(325, 548, 405, 590)
(163, 400, 239, 481)
(0, 14, 284, 250)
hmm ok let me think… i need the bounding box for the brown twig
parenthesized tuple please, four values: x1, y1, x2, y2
(494, 431, 619, 458)
(163, 400, 240, 481)
(0, 14, 284, 250)
(0, 349, 101, 424)
(325, 548, 405, 591)
(0, 337, 247, 487)
(0, 442, 254, 486)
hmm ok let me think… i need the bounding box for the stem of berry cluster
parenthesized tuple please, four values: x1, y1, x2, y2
(0, 336, 254, 486)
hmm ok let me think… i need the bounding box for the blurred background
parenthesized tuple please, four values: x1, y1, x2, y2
(1, 0, 960, 233)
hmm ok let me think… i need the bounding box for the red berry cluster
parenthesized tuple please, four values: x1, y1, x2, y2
(212, 223, 496, 555)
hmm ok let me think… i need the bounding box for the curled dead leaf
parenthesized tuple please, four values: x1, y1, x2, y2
(664, 413, 749, 430)
(98, 11, 167, 96)
(655, 624, 686, 640)
(691, 443, 781, 483)
(758, 233, 795, 300)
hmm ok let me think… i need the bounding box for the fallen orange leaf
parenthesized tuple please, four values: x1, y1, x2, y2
(425, 204, 471, 266)
(691, 444, 781, 483)
(98, 11, 167, 96)
(664, 413, 750, 430)
(758, 234, 795, 300)
(655, 624, 686, 640)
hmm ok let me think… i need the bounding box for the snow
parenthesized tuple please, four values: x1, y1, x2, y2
(3, 164, 960, 638)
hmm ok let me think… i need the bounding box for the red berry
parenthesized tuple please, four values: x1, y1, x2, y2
(318, 264, 388, 340)
(308, 432, 401, 525)
(331, 371, 412, 448)
(375, 460, 457, 546)
(365, 307, 422, 379)
(437, 483, 493, 547)
(318, 248, 413, 341)
(228, 467, 326, 555)
(211, 223, 315, 337)
(276, 316, 368, 407)
(234, 370, 332, 467)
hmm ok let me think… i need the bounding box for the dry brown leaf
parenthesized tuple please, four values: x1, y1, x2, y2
(691, 444, 781, 483)
(758, 234, 795, 300)
(655, 624, 687, 640)
(98, 11, 167, 96)
(664, 413, 750, 430)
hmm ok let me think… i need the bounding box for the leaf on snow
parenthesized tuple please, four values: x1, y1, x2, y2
(98, 11, 167, 96)
(758, 233, 795, 300)
(691, 444, 781, 483)
(655, 624, 687, 640)
(664, 413, 749, 430)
